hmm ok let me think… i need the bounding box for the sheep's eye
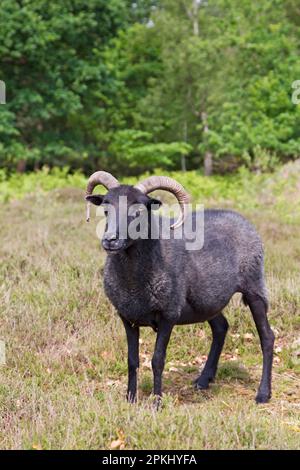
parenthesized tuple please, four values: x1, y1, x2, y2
(129, 206, 145, 218)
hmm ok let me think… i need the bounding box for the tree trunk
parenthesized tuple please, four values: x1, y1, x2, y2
(186, 0, 201, 37)
(181, 119, 187, 172)
(201, 111, 213, 176)
(204, 151, 213, 176)
(193, 16, 199, 36)
(16, 159, 26, 173)
(181, 154, 187, 172)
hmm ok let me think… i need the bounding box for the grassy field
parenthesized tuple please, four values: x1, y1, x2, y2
(0, 163, 300, 449)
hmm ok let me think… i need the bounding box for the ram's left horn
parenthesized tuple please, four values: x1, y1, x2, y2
(135, 175, 190, 229)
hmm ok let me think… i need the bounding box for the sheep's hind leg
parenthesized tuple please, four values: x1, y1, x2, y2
(194, 313, 229, 390)
(244, 295, 275, 403)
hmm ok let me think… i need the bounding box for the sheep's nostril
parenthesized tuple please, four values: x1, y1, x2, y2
(102, 236, 122, 252)
(104, 233, 117, 242)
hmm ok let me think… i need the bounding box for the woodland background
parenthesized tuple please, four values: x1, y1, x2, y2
(1, 0, 300, 177)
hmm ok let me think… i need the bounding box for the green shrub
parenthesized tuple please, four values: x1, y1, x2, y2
(1, 162, 299, 225)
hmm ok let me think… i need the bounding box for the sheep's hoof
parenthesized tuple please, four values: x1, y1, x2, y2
(126, 392, 137, 404)
(255, 392, 271, 404)
(193, 376, 211, 390)
(152, 395, 162, 410)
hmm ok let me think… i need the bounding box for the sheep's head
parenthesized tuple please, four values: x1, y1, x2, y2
(85, 171, 190, 253)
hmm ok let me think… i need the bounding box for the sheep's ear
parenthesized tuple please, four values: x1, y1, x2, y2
(147, 198, 162, 211)
(86, 195, 104, 206)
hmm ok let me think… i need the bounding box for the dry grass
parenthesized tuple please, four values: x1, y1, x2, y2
(0, 184, 299, 450)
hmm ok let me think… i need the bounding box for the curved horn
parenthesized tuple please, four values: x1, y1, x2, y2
(85, 171, 119, 222)
(135, 176, 190, 229)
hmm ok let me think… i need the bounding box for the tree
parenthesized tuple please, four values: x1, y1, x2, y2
(0, 0, 129, 172)
(1, 0, 300, 175)
(134, 0, 300, 173)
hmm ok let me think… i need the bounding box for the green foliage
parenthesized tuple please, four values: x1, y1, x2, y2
(138, 0, 300, 170)
(0, 166, 86, 202)
(0, 0, 129, 171)
(0, 0, 300, 173)
(1, 161, 299, 226)
(109, 129, 192, 171)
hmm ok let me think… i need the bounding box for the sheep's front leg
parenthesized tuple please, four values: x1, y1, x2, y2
(152, 318, 174, 404)
(121, 318, 140, 403)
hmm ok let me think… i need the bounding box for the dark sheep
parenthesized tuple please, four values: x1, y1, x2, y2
(86, 171, 275, 405)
